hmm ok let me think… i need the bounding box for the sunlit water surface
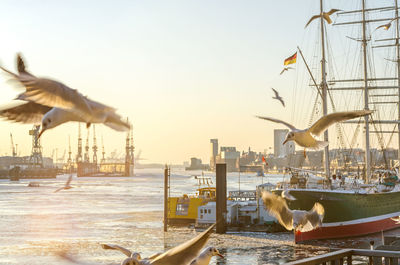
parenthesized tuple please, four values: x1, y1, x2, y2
(0, 168, 398, 264)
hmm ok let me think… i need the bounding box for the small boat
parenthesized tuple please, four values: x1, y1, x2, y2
(27, 182, 40, 187)
(168, 175, 216, 225)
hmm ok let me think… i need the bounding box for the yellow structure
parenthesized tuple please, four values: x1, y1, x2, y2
(168, 187, 216, 225)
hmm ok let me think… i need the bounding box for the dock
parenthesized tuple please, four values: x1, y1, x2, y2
(287, 249, 400, 265)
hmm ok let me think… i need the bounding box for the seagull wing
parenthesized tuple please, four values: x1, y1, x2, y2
(376, 24, 386, 30)
(322, 13, 332, 24)
(278, 97, 285, 107)
(271, 88, 279, 97)
(65, 175, 73, 187)
(101, 243, 132, 257)
(54, 187, 64, 193)
(326, 9, 341, 15)
(255, 116, 296, 130)
(0, 101, 51, 124)
(305, 15, 321, 28)
(309, 110, 372, 136)
(104, 113, 131, 132)
(301, 202, 325, 232)
(16, 53, 35, 78)
(149, 224, 215, 265)
(14, 77, 94, 121)
(262, 191, 294, 231)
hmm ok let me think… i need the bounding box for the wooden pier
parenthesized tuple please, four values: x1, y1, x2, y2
(287, 249, 400, 265)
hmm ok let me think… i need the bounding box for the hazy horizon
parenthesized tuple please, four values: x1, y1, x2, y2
(0, 0, 397, 164)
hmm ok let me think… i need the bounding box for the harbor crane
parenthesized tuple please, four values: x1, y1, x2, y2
(10, 133, 17, 157)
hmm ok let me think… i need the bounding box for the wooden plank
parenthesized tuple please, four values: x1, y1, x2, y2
(352, 249, 400, 258)
(285, 249, 353, 265)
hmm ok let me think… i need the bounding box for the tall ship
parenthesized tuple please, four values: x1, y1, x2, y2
(273, 0, 400, 242)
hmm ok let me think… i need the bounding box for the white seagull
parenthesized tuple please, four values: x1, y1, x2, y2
(0, 54, 131, 137)
(54, 175, 73, 193)
(101, 224, 216, 265)
(305, 9, 341, 28)
(271, 88, 285, 107)
(262, 191, 324, 232)
(256, 110, 372, 151)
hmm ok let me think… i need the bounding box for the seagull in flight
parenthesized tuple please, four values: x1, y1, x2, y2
(262, 191, 324, 232)
(375, 18, 399, 31)
(54, 175, 73, 193)
(256, 110, 372, 151)
(0, 54, 131, 137)
(101, 224, 216, 265)
(280, 67, 294, 75)
(271, 88, 285, 107)
(305, 9, 341, 28)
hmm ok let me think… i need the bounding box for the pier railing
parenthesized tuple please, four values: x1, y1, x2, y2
(286, 249, 400, 265)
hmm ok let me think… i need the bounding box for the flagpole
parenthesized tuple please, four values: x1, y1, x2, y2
(297, 46, 323, 98)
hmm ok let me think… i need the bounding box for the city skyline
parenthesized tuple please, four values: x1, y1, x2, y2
(0, 0, 396, 164)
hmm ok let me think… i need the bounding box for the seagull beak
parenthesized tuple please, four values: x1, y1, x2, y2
(38, 128, 46, 138)
(282, 139, 288, 145)
(217, 252, 224, 258)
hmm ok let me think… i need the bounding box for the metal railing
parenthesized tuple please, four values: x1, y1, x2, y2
(286, 249, 400, 265)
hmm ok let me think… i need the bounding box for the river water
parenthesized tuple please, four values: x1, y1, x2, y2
(0, 168, 397, 264)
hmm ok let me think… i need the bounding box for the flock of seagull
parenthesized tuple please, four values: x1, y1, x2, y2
(0, 7, 396, 265)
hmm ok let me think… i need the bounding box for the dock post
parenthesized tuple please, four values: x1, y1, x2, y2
(216, 163, 227, 234)
(164, 164, 169, 232)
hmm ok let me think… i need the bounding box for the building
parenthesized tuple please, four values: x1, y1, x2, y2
(197, 201, 239, 225)
(185, 157, 208, 170)
(210, 139, 218, 171)
(216, 146, 241, 172)
(274, 129, 295, 157)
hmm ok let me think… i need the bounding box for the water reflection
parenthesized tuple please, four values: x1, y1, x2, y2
(0, 169, 398, 264)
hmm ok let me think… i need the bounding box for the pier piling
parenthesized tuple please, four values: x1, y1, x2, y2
(216, 163, 227, 234)
(163, 164, 169, 232)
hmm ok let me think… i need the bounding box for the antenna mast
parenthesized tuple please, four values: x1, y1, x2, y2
(101, 135, 106, 164)
(320, 0, 331, 178)
(76, 123, 83, 163)
(92, 125, 98, 165)
(84, 127, 90, 163)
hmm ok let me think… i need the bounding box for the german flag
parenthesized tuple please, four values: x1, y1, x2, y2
(284, 52, 297, 65)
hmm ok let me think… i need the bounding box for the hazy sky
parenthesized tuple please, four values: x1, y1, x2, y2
(0, 0, 397, 164)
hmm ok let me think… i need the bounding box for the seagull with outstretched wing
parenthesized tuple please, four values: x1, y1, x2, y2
(256, 110, 372, 150)
(54, 175, 73, 193)
(305, 9, 341, 28)
(262, 191, 324, 232)
(280, 67, 294, 75)
(271, 88, 285, 107)
(0, 53, 131, 137)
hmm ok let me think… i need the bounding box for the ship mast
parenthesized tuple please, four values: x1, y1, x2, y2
(361, 0, 371, 182)
(395, 0, 400, 163)
(319, 0, 330, 178)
